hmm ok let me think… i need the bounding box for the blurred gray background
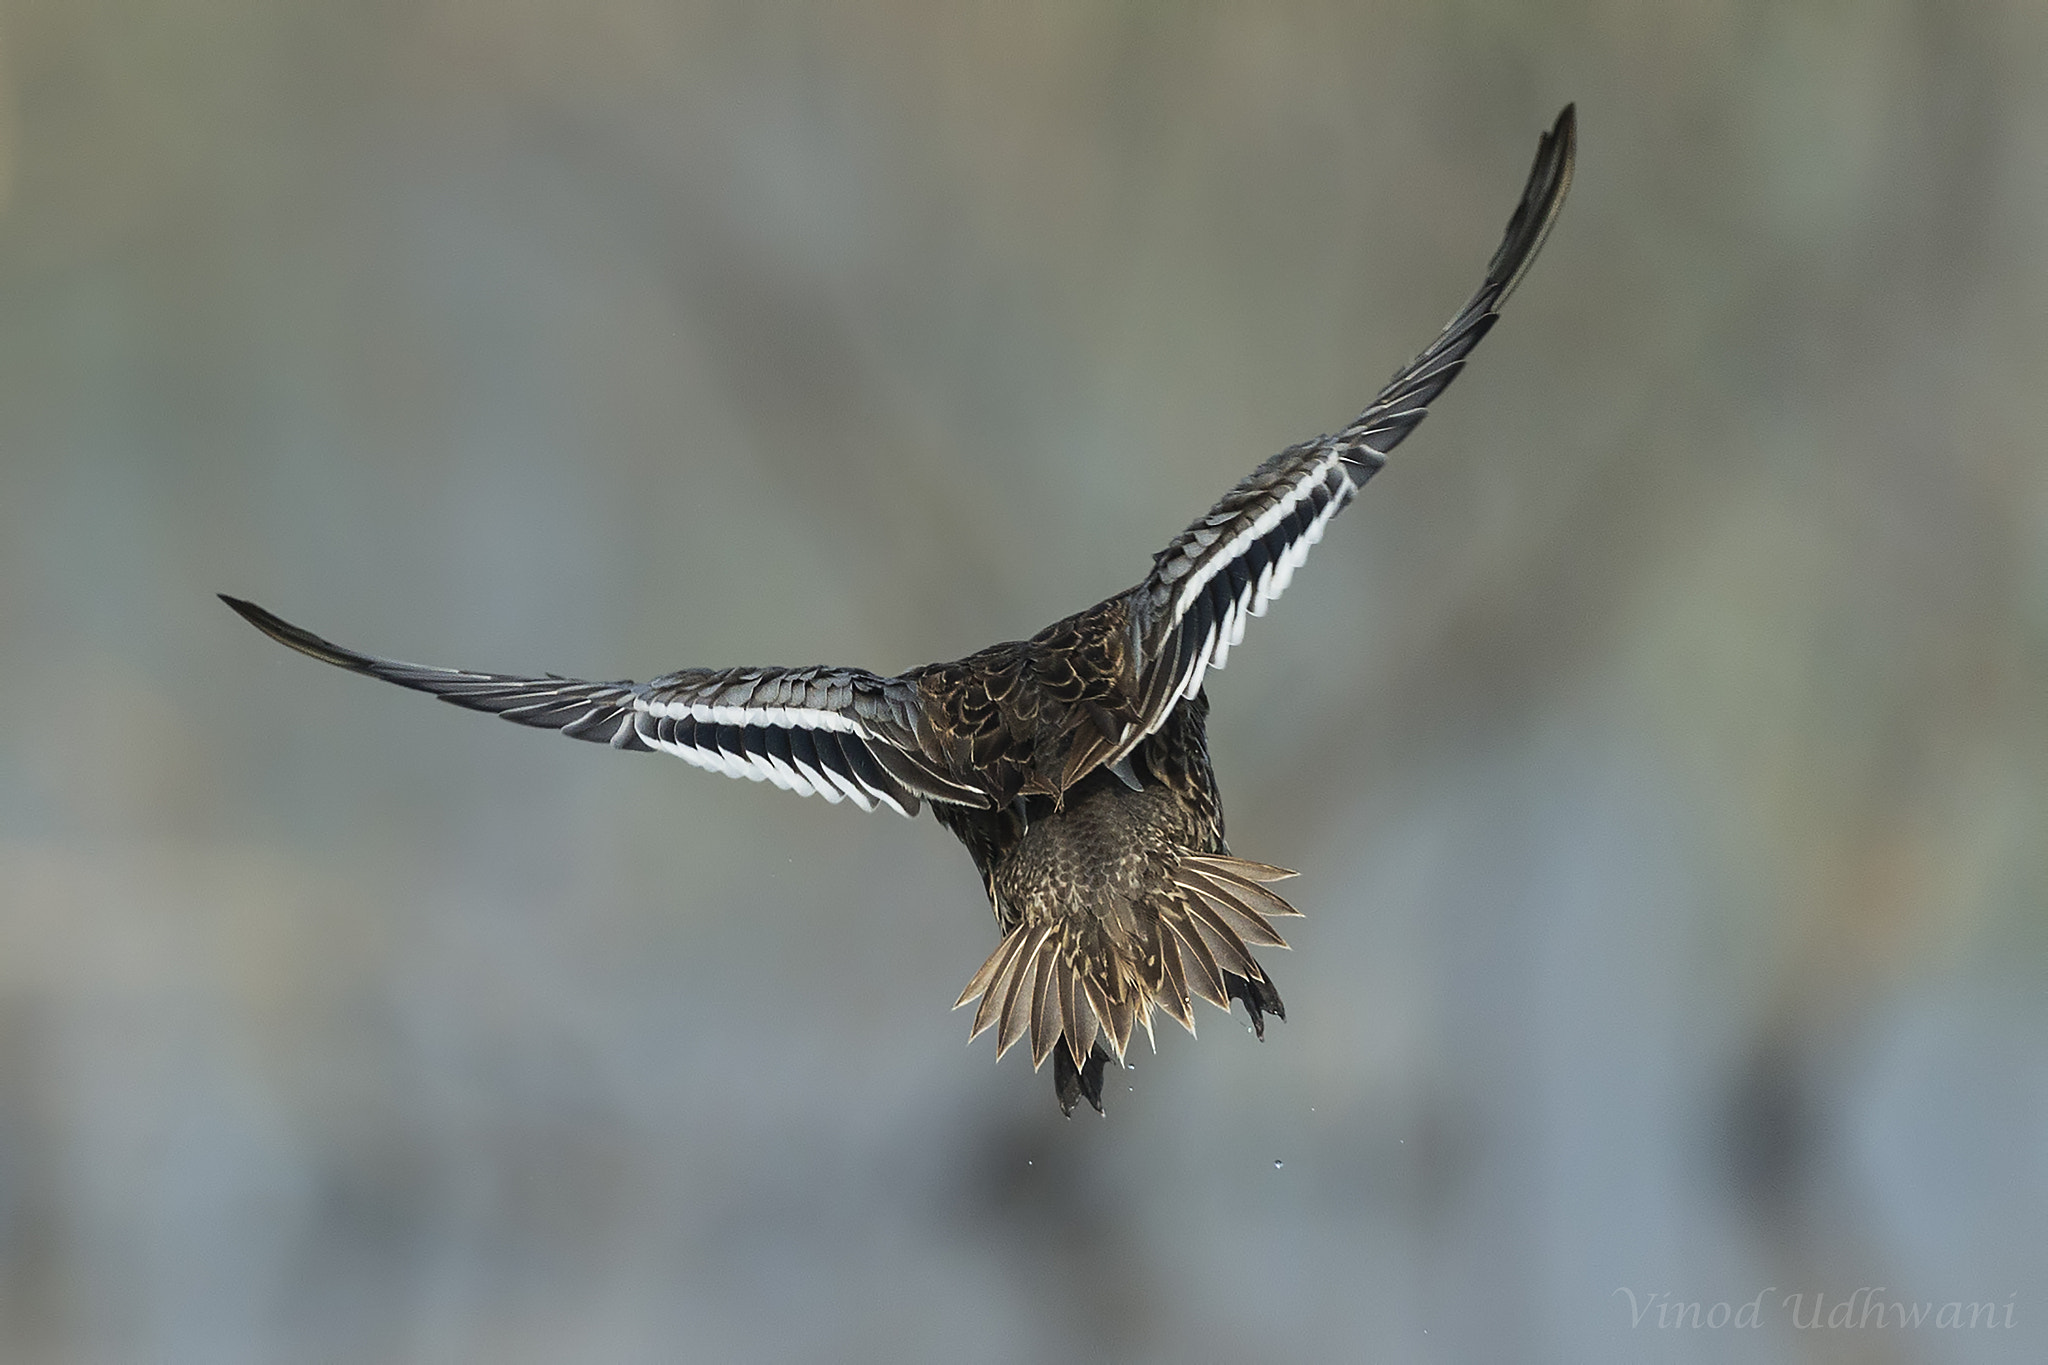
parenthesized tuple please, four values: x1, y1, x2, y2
(2, 2, 2044, 1362)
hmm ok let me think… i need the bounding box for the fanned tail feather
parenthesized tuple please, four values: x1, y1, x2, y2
(953, 853, 1301, 1083)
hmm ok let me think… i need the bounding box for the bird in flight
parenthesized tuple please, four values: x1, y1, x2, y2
(225, 106, 1574, 1114)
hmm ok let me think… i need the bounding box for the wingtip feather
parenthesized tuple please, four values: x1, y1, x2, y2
(1490, 103, 1577, 308)
(219, 595, 382, 674)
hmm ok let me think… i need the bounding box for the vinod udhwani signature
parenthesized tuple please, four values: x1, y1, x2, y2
(1615, 1287, 2017, 1331)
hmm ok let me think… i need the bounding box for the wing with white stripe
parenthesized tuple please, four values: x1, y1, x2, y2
(219, 595, 991, 817)
(1116, 105, 1576, 758)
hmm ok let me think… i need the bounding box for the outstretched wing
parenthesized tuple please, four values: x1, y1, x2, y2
(1089, 104, 1575, 778)
(219, 596, 992, 816)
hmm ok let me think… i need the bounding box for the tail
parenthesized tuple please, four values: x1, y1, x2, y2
(954, 853, 1301, 1097)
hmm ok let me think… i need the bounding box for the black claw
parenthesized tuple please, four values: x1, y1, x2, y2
(1051, 1040, 1113, 1115)
(1227, 970, 1285, 1039)
(1053, 1043, 1083, 1115)
(1079, 1045, 1108, 1113)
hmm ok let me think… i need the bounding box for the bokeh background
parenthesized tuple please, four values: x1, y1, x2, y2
(2, 3, 2045, 1362)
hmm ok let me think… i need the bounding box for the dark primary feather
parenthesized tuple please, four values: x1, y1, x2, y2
(1068, 104, 1578, 789)
(217, 594, 987, 816)
(1335, 102, 1575, 460)
(221, 107, 1576, 1113)
(220, 594, 646, 737)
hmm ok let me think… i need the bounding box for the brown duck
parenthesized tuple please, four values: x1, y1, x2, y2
(224, 107, 1574, 1114)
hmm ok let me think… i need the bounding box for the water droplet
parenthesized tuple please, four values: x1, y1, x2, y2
(1026, 1160, 1033, 1166)
(1273, 1159, 1284, 1169)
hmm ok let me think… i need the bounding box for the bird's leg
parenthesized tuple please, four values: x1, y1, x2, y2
(1052, 1040, 1114, 1116)
(1226, 970, 1286, 1039)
